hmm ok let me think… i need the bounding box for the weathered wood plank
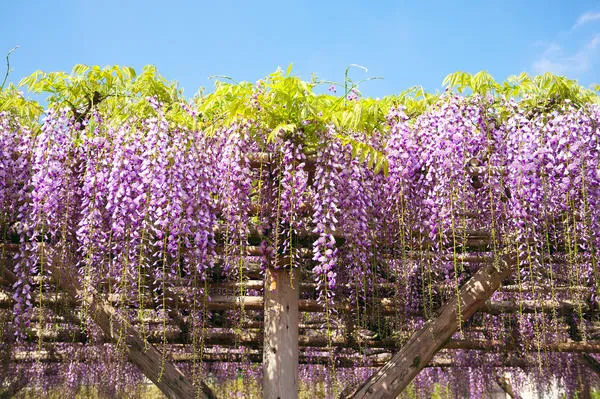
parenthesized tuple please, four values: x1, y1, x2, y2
(263, 267, 299, 399)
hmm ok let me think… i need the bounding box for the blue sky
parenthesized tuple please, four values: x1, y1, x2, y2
(1, 1, 600, 99)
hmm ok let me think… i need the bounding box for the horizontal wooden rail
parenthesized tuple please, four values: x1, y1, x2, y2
(18, 326, 600, 353)
(1, 291, 596, 318)
(14, 337, 600, 368)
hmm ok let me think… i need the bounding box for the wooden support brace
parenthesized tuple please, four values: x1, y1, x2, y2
(582, 354, 600, 375)
(263, 267, 299, 399)
(1, 244, 215, 398)
(494, 373, 519, 399)
(342, 254, 514, 399)
(44, 251, 216, 399)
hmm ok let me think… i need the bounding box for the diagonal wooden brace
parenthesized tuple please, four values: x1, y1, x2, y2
(40, 250, 215, 399)
(342, 254, 514, 399)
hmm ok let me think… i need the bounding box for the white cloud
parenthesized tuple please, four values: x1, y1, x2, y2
(574, 11, 600, 29)
(532, 34, 600, 76)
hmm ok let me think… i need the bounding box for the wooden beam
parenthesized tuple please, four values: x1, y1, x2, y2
(9, 349, 382, 368)
(2, 291, 596, 318)
(342, 254, 514, 399)
(446, 339, 600, 353)
(20, 326, 600, 354)
(10, 348, 564, 370)
(263, 267, 299, 399)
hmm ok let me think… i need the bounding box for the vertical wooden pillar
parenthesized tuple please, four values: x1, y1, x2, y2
(263, 267, 299, 399)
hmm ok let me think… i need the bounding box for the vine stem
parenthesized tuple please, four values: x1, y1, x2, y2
(1, 46, 19, 90)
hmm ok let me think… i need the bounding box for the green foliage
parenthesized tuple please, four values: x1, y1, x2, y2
(392, 85, 439, 118)
(443, 70, 600, 108)
(337, 134, 389, 175)
(18, 64, 197, 130)
(8, 64, 600, 175)
(0, 85, 43, 130)
(443, 70, 500, 95)
(197, 65, 391, 174)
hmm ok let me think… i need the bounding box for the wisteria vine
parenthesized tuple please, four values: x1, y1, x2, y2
(1, 72, 600, 398)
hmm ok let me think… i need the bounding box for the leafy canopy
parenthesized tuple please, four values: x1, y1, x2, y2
(4, 63, 599, 176)
(443, 70, 600, 107)
(196, 64, 392, 174)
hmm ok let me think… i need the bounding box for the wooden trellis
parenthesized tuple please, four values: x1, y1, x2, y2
(1, 155, 598, 399)
(1, 244, 598, 398)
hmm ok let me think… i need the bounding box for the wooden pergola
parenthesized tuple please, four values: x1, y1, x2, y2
(1, 155, 598, 399)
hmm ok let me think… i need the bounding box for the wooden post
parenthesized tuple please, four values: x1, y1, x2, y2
(263, 267, 299, 399)
(343, 254, 514, 399)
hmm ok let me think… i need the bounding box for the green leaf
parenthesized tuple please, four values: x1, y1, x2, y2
(72, 64, 89, 75)
(268, 123, 297, 142)
(18, 70, 44, 91)
(373, 153, 389, 176)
